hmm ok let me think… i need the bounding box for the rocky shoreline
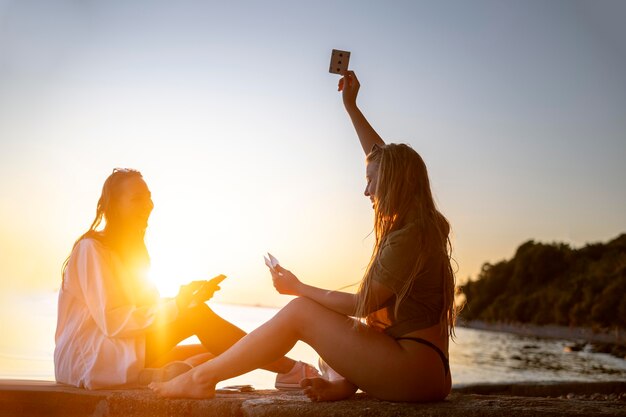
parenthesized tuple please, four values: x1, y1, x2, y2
(460, 320, 626, 359)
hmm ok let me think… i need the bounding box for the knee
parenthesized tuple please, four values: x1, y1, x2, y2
(276, 297, 318, 332)
(282, 297, 316, 315)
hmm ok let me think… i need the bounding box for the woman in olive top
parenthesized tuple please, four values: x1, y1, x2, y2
(151, 71, 461, 402)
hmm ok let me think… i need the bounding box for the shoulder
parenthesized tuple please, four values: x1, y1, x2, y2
(74, 237, 105, 252)
(382, 222, 420, 252)
(71, 237, 110, 263)
(64, 235, 124, 289)
(64, 238, 112, 288)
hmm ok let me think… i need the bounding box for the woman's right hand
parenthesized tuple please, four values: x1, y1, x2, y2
(270, 265, 302, 296)
(338, 70, 360, 110)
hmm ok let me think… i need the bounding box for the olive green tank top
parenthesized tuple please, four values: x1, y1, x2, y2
(369, 221, 446, 338)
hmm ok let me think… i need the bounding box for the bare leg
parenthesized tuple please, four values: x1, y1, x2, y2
(150, 298, 449, 401)
(185, 352, 215, 367)
(147, 344, 211, 368)
(145, 303, 295, 374)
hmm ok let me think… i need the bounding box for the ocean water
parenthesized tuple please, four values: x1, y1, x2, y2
(1, 291, 625, 389)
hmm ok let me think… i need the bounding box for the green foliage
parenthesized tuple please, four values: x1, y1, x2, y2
(460, 234, 626, 329)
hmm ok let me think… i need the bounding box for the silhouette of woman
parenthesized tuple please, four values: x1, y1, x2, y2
(54, 168, 318, 389)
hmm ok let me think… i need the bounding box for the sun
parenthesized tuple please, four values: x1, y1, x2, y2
(147, 259, 182, 298)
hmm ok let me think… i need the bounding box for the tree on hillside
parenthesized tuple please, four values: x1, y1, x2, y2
(460, 234, 626, 329)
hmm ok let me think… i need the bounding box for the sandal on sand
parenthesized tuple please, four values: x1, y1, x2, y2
(275, 361, 321, 391)
(138, 360, 193, 385)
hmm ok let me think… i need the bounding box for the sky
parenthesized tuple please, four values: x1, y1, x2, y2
(0, 0, 625, 306)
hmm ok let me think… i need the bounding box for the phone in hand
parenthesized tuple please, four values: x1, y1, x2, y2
(189, 275, 226, 307)
(329, 49, 350, 74)
(192, 275, 226, 296)
(264, 253, 280, 273)
(207, 274, 227, 286)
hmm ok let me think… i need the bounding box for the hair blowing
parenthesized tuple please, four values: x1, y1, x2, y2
(354, 144, 462, 339)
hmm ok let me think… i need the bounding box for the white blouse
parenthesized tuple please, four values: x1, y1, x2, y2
(54, 238, 178, 389)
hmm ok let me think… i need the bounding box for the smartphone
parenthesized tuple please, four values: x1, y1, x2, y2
(264, 253, 280, 272)
(191, 275, 226, 297)
(208, 274, 227, 286)
(329, 49, 350, 74)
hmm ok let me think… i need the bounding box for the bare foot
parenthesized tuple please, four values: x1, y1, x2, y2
(150, 368, 216, 399)
(300, 377, 357, 402)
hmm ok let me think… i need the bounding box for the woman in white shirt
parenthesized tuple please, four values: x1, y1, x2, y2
(54, 168, 318, 389)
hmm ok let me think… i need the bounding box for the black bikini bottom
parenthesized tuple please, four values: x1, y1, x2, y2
(395, 337, 450, 376)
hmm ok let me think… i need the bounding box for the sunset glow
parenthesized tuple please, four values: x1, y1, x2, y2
(1, 1, 625, 309)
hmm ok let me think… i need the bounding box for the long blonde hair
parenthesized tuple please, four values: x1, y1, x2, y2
(61, 168, 150, 282)
(354, 144, 461, 339)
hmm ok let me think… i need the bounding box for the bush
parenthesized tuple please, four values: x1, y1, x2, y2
(459, 234, 626, 329)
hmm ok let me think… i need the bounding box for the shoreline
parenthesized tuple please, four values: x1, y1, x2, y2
(460, 320, 626, 358)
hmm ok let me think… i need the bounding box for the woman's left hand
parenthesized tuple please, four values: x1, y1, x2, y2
(270, 265, 302, 296)
(175, 281, 204, 310)
(176, 280, 221, 310)
(190, 281, 221, 304)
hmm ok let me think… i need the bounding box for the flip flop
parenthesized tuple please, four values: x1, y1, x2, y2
(216, 384, 255, 393)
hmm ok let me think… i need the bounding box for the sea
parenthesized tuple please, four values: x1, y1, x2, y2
(1, 291, 625, 390)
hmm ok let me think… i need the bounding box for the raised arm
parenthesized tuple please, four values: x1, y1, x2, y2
(339, 71, 385, 155)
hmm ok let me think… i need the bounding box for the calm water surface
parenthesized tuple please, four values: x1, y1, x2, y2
(1, 292, 625, 389)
